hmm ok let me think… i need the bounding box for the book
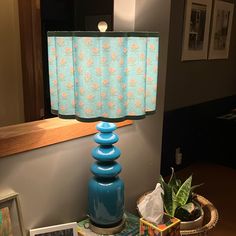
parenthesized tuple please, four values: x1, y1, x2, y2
(77, 212, 139, 236)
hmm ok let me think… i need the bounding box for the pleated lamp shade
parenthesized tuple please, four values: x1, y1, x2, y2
(47, 32, 159, 122)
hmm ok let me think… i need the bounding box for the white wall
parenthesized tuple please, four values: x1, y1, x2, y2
(0, 0, 171, 232)
(0, 0, 24, 127)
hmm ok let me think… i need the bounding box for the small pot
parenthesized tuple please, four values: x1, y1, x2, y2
(180, 208, 204, 231)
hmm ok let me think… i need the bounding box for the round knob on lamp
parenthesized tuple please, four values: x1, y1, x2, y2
(98, 21, 108, 32)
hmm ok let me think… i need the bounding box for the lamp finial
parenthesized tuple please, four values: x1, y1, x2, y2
(98, 21, 108, 32)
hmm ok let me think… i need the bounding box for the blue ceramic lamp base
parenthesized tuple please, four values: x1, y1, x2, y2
(88, 122, 125, 234)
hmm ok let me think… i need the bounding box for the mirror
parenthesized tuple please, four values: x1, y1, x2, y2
(0, 0, 114, 128)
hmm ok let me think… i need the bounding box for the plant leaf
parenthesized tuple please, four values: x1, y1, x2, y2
(176, 175, 192, 206)
(191, 183, 204, 193)
(176, 179, 182, 188)
(168, 167, 175, 185)
(160, 176, 173, 216)
(175, 203, 194, 221)
(171, 189, 178, 216)
(180, 202, 195, 214)
(168, 167, 180, 193)
(159, 175, 166, 187)
(175, 202, 202, 221)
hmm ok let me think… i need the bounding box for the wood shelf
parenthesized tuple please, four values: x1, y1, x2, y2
(0, 118, 132, 158)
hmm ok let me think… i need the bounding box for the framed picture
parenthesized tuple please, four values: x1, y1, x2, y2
(182, 0, 213, 61)
(29, 222, 78, 236)
(208, 0, 234, 59)
(0, 192, 25, 236)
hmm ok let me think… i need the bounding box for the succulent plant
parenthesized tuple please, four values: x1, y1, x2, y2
(160, 168, 203, 221)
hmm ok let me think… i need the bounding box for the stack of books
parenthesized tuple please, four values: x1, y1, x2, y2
(77, 212, 139, 236)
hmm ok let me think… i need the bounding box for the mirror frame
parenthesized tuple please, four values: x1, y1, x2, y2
(18, 0, 44, 121)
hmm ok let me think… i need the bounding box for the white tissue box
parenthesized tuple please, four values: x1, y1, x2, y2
(140, 214, 181, 236)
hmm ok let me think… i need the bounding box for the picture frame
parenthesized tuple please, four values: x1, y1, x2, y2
(182, 0, 213, 61)
(208, 0, 234, 59)
(0, 192, 25, 236)
(29, 222, 78, 236)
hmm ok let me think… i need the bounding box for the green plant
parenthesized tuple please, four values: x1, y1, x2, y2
(160, 168, 203, 222)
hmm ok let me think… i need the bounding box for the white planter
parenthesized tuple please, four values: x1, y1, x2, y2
(180, 208, 204, 231)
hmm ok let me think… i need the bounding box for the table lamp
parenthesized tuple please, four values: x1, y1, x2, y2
(47, 25, 159, 234)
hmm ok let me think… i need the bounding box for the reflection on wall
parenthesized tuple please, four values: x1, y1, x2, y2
(0, 0, 24, 127)
(113, 0, 135, 31)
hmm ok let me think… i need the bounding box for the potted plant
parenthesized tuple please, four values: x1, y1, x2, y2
(160, 168, 204, 230)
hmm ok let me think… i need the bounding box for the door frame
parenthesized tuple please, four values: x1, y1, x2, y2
(18, 0, 44, 122)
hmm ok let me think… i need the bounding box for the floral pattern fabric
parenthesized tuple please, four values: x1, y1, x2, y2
(48, 33, 159, 121)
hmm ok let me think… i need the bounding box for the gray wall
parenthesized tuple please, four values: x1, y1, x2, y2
(135, 0, 171, 118)
(0, 0, 171, 232)
(165, 0, 236, 111)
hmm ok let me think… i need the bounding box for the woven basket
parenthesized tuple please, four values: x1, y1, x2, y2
(137, 193, 218, 236)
